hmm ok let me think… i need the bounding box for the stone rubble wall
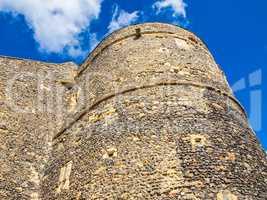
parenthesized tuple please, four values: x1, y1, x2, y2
(43, 23, 266, 199)
(0, 23, 266, 199)
(0, 57, 77, 199)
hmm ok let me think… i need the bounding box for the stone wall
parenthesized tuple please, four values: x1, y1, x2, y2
(0, 23, 266, 199)
(42, 23, 266, 199)
(0, 57, 77, 199)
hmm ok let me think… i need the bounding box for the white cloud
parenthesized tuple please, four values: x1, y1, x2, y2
(0, 0, 102, 57)
(153, 0, 187, 18)
(68, 46, 86, 58)
(108, 5, 139, 33)
(89, 33, 100, 51)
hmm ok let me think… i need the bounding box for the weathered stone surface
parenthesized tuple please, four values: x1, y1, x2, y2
(0, 57, 77, 199)
(0, 23, 266, 199)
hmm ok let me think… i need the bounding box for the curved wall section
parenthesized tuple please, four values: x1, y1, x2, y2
(78, 23, 233, 100)
(42, 23, 267, 199)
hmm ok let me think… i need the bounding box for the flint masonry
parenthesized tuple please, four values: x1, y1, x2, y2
(0, 23, 266, 199)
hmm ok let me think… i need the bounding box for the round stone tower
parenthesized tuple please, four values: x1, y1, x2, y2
(42, 23, 267, 199)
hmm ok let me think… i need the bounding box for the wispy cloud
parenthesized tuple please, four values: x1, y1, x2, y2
(153, 0, 187, 18)
(108, 5, 139, 33)
(89, 33, 100, 51)
(0, 0, 103, 57)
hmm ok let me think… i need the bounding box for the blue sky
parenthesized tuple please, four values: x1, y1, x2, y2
(0, 0, 266, 150)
